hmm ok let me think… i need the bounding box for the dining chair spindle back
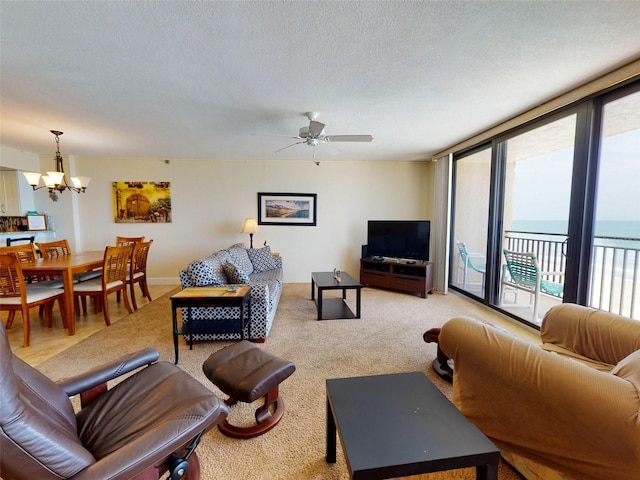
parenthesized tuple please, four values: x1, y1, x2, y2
(116, 235, 145, 247)
(127, 239, 153, 310)
(0, 253, 66, 347)
(73, 245, 133, 326)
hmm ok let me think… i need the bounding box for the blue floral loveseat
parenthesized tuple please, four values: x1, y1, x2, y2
(178, 243, 282, 342)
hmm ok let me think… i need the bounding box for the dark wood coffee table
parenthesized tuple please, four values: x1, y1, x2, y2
(326, 372, 499, 479)
(311, 271, 362, 320)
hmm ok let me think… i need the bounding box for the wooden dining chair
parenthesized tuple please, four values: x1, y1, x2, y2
(0, 243, 38, 263)
(73, 245, 133, 326)
(36, 239, 102, 283)
(126, 239, 153, 310)
(5, 235, 35, 246)
(0, 243, 42, 284)
(36, 239, 71, 257)
(1, 242, 67, 321)
(0, 253, 66, 347)
(116, 235, 145, 247)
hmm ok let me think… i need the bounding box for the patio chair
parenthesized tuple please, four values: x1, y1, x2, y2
(456, 241, 486, 290)
(500, 249, 564, 321)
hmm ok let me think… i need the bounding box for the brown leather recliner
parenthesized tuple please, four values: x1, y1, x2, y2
(0, 325, 228, 480)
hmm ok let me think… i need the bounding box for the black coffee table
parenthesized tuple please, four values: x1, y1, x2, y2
(326, 372, 499, 479)
(311, 271, 362, 320)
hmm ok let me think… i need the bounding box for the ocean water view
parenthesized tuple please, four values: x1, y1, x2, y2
(511, 220, 640, 240)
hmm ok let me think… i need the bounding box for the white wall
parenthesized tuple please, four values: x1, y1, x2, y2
(0, 146, 41, 171)
(15, 151, 435, 283)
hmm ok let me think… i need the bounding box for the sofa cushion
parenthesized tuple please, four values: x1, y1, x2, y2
(187, 251, 230, 286)
(247, 246, 279, 273)
(611, 349, 640, 389)
(222, 262, 251, 284)
(226, 244, 254, 275)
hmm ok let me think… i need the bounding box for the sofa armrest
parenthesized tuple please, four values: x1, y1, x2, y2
(440, 316, 640, 479)
(541, 304, 640, 364)
(179, 269, 194, 288)
(248, 282, 268, 304)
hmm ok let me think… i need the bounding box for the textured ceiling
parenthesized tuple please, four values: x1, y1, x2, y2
(1, 1, 640, 163)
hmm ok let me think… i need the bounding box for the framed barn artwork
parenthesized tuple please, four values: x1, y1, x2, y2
(113, 181, 171, 223)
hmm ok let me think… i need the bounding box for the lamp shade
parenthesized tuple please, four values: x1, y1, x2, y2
(71, 176, 91, 189)
(46, 171, 65, 186)
(241, 218, 258, 234)
(42, 175, 57, 188)
(23, 171, 42, 186)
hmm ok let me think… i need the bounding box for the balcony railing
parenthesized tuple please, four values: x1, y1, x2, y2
(504, 230, 640, 320)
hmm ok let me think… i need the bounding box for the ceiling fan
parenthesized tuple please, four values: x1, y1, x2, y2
(252, 112, 373, 165)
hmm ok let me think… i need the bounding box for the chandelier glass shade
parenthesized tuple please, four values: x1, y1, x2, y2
(23, 130, 91, 199)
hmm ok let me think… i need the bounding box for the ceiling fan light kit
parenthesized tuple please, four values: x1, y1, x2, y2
(253, 112, 373, 164)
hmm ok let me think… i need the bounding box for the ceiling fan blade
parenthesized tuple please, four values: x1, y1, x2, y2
(274, 140, 305, 153)
(324, 135, 373, 142)
(308, 120, 325, 137)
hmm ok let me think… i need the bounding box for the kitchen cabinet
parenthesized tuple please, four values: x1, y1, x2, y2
(0, 170, 35, 216)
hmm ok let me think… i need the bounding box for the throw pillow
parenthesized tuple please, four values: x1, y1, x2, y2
(222, 262, 251, 284)
(187, 257, 226, 286)
(227, 244, 254, 275)
(247, 246, 278, 273)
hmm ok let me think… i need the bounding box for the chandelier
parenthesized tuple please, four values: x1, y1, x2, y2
(23, 130, 91, 201)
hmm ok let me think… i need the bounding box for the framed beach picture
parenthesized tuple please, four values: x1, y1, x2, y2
(258, 192, 317, 226)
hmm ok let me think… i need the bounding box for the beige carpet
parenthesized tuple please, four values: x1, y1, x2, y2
(38, 283, 525, 480)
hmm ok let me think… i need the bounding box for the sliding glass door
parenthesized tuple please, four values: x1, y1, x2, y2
(449, 78, 640, 328)
(496, 114, 577, 324)
(451, 147, 491, 298)
(588, 88, 640, 318)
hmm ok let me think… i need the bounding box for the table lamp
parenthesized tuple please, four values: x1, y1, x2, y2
(241, 218, 258, 248)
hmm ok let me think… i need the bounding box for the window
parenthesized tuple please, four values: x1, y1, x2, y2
(451, 148, 490, 298)
(449, 79, 640, 327)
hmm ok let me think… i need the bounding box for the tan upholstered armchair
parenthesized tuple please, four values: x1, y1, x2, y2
(0, 325, 228, 480)
(438, 304, 640, 480)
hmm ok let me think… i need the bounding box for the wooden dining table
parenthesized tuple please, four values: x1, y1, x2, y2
(21, 250, 104, 335)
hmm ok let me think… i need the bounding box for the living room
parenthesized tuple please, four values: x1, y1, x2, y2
(2, 2, 639, 298)
(2, 3, 640, 479)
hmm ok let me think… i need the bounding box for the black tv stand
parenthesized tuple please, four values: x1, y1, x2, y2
(360, 257, 433, 298)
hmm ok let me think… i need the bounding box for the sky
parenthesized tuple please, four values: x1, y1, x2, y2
(512, 128, 640, 225)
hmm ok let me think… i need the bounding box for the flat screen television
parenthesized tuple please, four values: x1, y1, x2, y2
(367, 220, 430, 261)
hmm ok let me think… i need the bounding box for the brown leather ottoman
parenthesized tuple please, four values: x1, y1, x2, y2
(202, 340, 295, 439)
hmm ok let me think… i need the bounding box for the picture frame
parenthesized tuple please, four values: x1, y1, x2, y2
(26, 214, 47, 231)
(113, 181, 172, 223)
(258, 192, 317, 226)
